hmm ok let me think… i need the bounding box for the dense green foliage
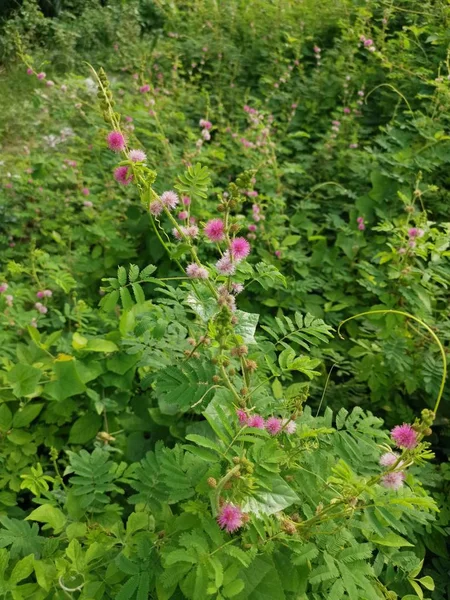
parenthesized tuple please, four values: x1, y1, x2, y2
(0, 0, 449, 598)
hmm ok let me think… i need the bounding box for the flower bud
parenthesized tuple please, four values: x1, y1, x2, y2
(282, 520, 296, 535)
(212, 375, 221, 383)
(207, 477, 217, 488)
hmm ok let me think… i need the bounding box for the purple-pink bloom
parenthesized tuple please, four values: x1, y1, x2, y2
(275, 250, 282, 259)
(186, 263, 209, 279)
(343, 107, 351, 114)
(35, 302, 48, 314)
(129, 149, 147, 162)
(5, 295, 13, 307)
(46, 80, 55, 87)
(247, 414, 265, 429)
(204, 219, 225, 242)
(107, 131, 126, 152)
(282, 419, 297, 434)
(266, 417, 283, 435)
(114, 166, 133, 185)
(364, 39, 374, 47)
(381, 471, 405, 490)
(216, 253, 235, 276)
(82, 188, 90, 196)
(379, 452, 399, 467)
(178, 211, 188, 220)
(160, 191, 179, 210)
(182, 196, 191, 206)
(0, 283, 8, 293)
(236, 409, 248, 424)
(231, 238, 251, 261)
(149, 200, 163, 216)
(217, 503, 244, 533)
(408, 227, 424, 239)
(248, 224, 257, 232)
(232, 283, 244, 294)
(27, 68, 33, 75)
(139, 84, 151, 93)
(199, 119, 212, 129)
(37, 72, 46, 80)
(391, 424, 418, 450)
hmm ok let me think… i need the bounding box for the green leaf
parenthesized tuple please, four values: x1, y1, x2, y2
(69, 414, 102, 444)
(84, 339, 119, 353)
(0, 405, 13, 431)
(13, 403, 44, 428)
(117, 575, 140, 600)
(7, 364, 41, 397)
(417, 576, 434, 591)
(370, 533, 414, 547)
(242, 475, 299, 516)
(129, 264, 140, 283)
(101, 290, 120, 312)
(26, 505, 66, 533)
(234, 311, 259, 344)
(10, 554, 34, 584)
(120, 287, 134, 311)
(117, 266, 127, 286)
(45, 356, 86, 401)
(126, 512, 155, 536)
(132, 282, 145, 304)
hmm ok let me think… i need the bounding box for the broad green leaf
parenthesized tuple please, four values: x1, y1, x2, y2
(370, 533, 414, 547)
(242, 475, 299, 516)
(69, 414, 102, 444)
(26, 505, 66, 533)
(7, 364, 41, 397)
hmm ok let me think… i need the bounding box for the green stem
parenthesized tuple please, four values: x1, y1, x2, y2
(213, 464, 241, 513)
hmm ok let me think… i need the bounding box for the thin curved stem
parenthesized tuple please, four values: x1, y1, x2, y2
(338, 310, 447, 415)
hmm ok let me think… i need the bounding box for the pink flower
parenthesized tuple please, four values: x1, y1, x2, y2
(282, 419, 297, 434)
(139, 84, 151, 93)
(408, 227, 424, 239)
(216, 253, 235, 276)
(313, 45, 321, 53)
(247, 190, 258, 198)
(391, 424, 418, 449)
(107, 131, 126, 152)
(232, 283, 244, 294)
(236, 409, 248, 424)
(114, 166, 133, 185)
(35, 302, 48, 314)
(217, 503, 244, 533)
(160, 191, 179, 210)
(275, 250, 282, 259)
(30, 318, 38, 328)
(266, 417, 282, 435)
(201, 129, 211, 141)
(231, 238, 251, 261)
(379, 452, 399, 467)
(37, 72, 46, 80)
(358, 222, 365, 231)
(129, 149, 147, 162)
(46, 80, 54, 87)
(364, 39, 374, 47)
(149, 200, 163, 216)
(125, 116, 133, 122)
(27, 68, 33, 75)
(186, 225, 199, 238)
(178, 211, 188, 220)
(0, 283, 8, 293)
(204, 219, 225, 242)
(61, 84, 67, 92)
(343, 107, 351, 114)
(81, 188, 90, 196)
(398, 247, 406, 255)
(349, 143, 359, 149)
(247, 414, 265, 429)
(248, 224, 257, 232)
(182, 196, 191, 206)
(199, 119, 212, 129)
(186, 263, 209, 279)
(381, 471, 405, 490)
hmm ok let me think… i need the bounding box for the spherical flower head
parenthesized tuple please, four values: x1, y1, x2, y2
(81, 188, 90, 196)
(129, 149, 147, 163)
(275, 250, 282, 259)
(199, 119, 212, 130)
(172, 228, 182, 241)
(36, 291, 45, 299)
(204, 219, 225, 242)
(26, 68, 33, 75)
(217, 503, 244, 533)
(247, 414, 265, 429)
(343, 107, 351, 114)
(266, 417, 283, 435)
(149, 200, 163, 216)
(201, 129, 211, 140)
(398, 247, 406, 255)
(364, 39, 374, 47)
(37, 72, 46, 80)
(408, 227, 424, 239)
(247, 190, 258, 198)
(46, 80, 55, 87)
(358, 222, 366, 231)
(216, 253, 235, 276)
(231, 237, 251, 261)
(186, 225, 199, 238)
(248, 224, 257, 233)
(61, 84, 67, 92)
(313, 45, 321, 53)
(379, 452, 399, 467)
(35, 302, 48, 314)
(332, 120, 341, 126)
(391, 423, 418, 449)
(83, 200, 93, 208)
(160, 190, 179, 210)
(114, 166, 133, 185)
(282, 419, 297, 434)
(232, 283, 244, 294)
(0, 283, 8, 293)
(186, 263, 208, 279)
(236, 409, 248, 424)
(381, 471, 405, 490)
(139, 84, 151, 93)
(107, 131, 126, 152)
(349, 143, 359, 149)
(182, 196, 191, 206)
(178, 211, 188, 220)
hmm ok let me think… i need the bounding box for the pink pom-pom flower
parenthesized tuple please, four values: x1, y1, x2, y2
(35, 302, 48, 314)
(266, 417, 282, 435)
(408, 227, 424, 239)
(204, 219, 225, 242)
(139, 84, 151, 93)
(217, 503, 244, 533)
(231, 238, 251, 261)
(236, 409, 248, 424)
(247, 414, 265, 429)
(186, 263, 209, 279)
(107, 131, 126, 152)
(216, 253, 235, 276)
(37, 72, 46, 80)
(381, 471, 405, 490)
(379, 452, 399, 467)
(129, 149, 146, 163)
(391, 424, 418, 450)
(149, 200, 163, 216)
(114, 166, 133, 185)
(0, 283, 9, 293)
(160, 191, 179, 210)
